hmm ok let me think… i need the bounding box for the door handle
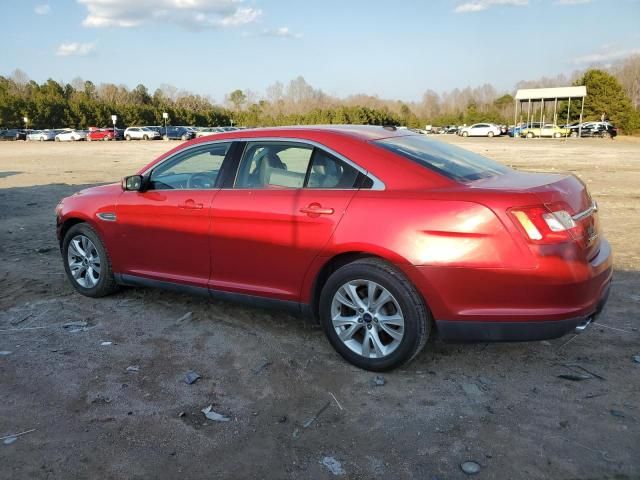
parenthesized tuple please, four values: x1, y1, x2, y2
(300, 203, 334, 216)
(179, 199, 204, 210)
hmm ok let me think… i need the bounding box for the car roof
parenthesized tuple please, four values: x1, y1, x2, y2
(193, 125, 412, 142)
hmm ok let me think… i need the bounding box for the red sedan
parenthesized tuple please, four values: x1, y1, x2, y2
(87, 127, 120, 141)
(56, 126, 612, 370)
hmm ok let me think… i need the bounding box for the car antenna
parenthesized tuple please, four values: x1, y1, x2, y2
(382, 125, 397, 131)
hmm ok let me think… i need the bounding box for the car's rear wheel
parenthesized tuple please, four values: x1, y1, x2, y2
(143, 134, 149, 140)
(554, 132, 561, 138)
(319, 258, 430, 371)
(570, 131, 578, 138)
(55, 137, 61, 142)
(125, 135, 131, 141)
(62, 223, 119, 297)
(487, 131, 494, 138)
(526, 132, 534, 138)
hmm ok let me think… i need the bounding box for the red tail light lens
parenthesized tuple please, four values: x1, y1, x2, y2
(509, 203, 582, 244)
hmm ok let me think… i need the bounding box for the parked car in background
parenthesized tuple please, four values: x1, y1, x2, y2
(196, 127, 226, 138)
(55, 129, 87, 142)
(567, 122, 617, 138)
(458, 123, 502, 137)
(0, 129, 26, 141)
(521, 124, 570, 138)
(581, 123, 617, 139)
(441, 125, 459, 134)
(509, 122, 542, 137)
(27, 129, 56, 141)
(124, 127, 161, 141)
(163, 126, 197, 140)
(16, 130, 28, 141)
(87, 128, 120, 141)
(55, 125, 611, 371)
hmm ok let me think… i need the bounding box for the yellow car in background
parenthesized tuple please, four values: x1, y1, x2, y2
(520, 124, 570, 138)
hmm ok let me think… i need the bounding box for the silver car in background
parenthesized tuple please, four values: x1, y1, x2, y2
(27, 130, 57, 141)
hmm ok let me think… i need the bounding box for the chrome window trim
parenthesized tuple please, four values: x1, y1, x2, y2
(140, 137, 385, 191)
(572, 201, 598, 221)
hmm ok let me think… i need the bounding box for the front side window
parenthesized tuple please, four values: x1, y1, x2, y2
(149, 143, 230, 190)
(374, 134, 510, 182)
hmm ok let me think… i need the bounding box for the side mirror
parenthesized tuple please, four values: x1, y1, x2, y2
(122, 175, 143, 191)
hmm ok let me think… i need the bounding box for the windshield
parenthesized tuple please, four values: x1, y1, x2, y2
(374, 134, 510, 182)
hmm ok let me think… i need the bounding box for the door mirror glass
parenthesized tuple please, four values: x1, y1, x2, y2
(122, 175, 143, 191)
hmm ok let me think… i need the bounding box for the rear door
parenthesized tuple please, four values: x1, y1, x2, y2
(210, 140, 363, 301)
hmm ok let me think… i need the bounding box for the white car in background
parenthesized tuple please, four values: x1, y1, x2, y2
(124, 127, 161, 141)
(26, 130, 56, 141)
(458, 123, 502, 137)
(196, 127, 226, 138)
(55, 129, 87, 142)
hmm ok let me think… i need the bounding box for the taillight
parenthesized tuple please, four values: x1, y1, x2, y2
(509, 202, 582, 243)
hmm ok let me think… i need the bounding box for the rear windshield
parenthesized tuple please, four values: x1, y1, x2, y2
(374, 135, 510, 182)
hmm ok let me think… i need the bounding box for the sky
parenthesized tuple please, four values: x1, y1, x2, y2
(2, 0, 639, 102)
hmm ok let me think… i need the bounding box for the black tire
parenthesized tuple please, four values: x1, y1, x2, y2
(487, 131, 494, 138)
(62, 223, 119, 297)
(143, 135, 149, 141)
(462, 131, 469, 137)
(125, 135, 131, 141)
(319, 258, 431, 371)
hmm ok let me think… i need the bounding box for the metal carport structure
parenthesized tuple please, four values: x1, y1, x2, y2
(514, 86, 587, 137)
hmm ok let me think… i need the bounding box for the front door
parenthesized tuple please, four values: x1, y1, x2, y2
(210, 141, 362, 302)
(115, 142, 231, 287)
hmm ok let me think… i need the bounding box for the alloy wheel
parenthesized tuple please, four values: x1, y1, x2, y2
(331, 279, 405, 359)
(67, 234, 101, 288)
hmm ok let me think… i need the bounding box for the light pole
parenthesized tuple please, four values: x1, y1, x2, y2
(111, 115, 117, 139)
(230, 118, 234, 127)
(23, 116, 29, 131)
(162, 112, 168, 141)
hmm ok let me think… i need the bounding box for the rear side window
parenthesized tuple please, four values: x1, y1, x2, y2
(374, 134, 509, 182)
(235, 142, 313, 188)
(307, 150, 360, 189)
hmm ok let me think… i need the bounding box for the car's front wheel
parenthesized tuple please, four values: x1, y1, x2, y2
(462, 131, 469, 137)
(319, 258, 430, 371)
(62, 223, 119, 297)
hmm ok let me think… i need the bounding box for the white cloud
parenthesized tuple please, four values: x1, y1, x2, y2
(77, 0, 261, 29)
(55, 42, 96, 56)
(454, 0, 527, 13)
(34, 4, 51, 15)
(260, 27, 302, 39)
(572, 44, 640, 64)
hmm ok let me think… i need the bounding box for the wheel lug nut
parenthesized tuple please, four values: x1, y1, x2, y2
(358, 308, 364, 313)
(373, 317, 378, 322)
(358, 318, 363, 323)
(367, 324, 372, 330)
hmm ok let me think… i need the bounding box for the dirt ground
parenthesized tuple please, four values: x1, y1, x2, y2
(0, 135, 639, 480)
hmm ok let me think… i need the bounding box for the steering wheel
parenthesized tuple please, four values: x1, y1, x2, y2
(187, 172, 215, 189)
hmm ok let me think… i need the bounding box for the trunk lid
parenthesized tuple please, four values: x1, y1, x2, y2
(472, 170, 601, 259)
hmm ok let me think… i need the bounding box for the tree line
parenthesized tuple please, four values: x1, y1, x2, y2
(1, 55, 638, 133)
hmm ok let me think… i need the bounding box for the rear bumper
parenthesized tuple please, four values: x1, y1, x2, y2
(402, 237, 613, 342)
(435, 280, 611, 342)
